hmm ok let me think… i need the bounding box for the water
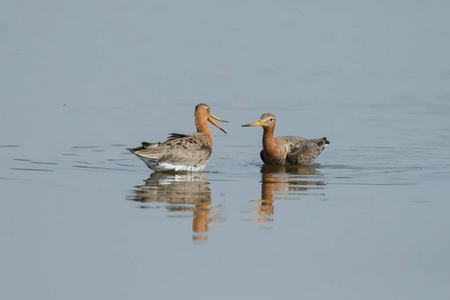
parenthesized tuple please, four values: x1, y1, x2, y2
(1, 1, 450, 299)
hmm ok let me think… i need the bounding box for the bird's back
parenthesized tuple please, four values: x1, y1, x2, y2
(128, 132, 213, 171)
(260, 136, 329, 165)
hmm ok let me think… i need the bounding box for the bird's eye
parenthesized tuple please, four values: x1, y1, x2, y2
(270, 118, 273, 121)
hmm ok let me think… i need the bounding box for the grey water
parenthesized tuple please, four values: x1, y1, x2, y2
(1, 1, 450, 299)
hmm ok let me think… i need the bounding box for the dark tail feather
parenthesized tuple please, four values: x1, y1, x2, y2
(311, 137, 330, 150)
(127, 141, 160, 153)
(126, 146, 144, 154)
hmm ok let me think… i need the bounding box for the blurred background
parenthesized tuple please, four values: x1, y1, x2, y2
(1, 1, 450, 300)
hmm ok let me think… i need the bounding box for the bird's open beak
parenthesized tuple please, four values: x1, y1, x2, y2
(241, 119, 264, 127)
(208, 113, 228, 134)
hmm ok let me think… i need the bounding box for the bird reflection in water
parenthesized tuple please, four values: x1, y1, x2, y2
(251, 165, 326, 228)
(128, 172, 219, 242)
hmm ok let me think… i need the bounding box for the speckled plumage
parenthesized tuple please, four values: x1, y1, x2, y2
(127, 104, 227, 172)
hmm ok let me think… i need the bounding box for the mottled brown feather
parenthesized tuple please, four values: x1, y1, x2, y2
(243, 113, 329, 166)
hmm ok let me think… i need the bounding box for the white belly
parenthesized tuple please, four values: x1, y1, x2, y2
(139, 157, 207, 172)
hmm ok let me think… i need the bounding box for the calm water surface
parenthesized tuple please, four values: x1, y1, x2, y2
(2, 1, 450, 299)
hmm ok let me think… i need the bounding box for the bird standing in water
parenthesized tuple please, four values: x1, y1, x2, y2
(128, 103, 228, 172)
(242, 113, 329, 165)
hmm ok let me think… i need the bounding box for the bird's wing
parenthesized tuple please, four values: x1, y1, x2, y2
(133, 133, 212, 166)
(276, 136, 317, 164)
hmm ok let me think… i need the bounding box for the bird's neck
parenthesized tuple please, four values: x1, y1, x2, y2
(262, 127, 277, 157)
(196, 118, 213, 145)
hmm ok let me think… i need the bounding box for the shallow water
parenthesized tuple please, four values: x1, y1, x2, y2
(2, 1, 450, 300)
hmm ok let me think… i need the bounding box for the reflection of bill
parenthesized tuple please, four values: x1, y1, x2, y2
(251, 165, 326, 226)
(128, 172, 219, 242)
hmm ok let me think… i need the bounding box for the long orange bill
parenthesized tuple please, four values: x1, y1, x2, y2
(241, 119, 264, 127)
(210, 114, 229, 123)
(208, 114, 228, 134)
